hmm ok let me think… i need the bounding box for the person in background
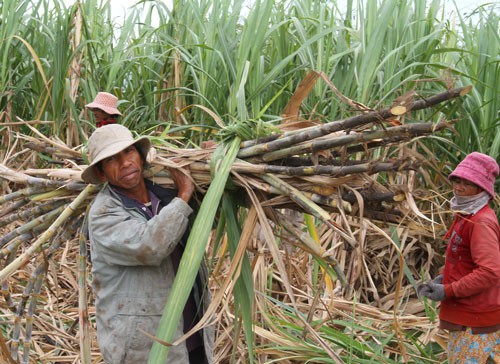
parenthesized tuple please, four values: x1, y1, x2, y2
(85, 92, 122, 127)
(82, 124, 213, 363)
(85, 91, 159, 163)
(418, 152, 500, 364)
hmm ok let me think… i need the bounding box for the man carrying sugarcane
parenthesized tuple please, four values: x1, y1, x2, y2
(81, 124, 213, 364)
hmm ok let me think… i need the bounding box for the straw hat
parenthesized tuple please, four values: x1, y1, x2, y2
(81, 124, 151, 184)
(449, 152, 499, 198)
(85, 92, 122, 116)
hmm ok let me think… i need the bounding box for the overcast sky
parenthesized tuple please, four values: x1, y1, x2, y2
(57, 0, 495, 25)
(106, 0, 495, 19)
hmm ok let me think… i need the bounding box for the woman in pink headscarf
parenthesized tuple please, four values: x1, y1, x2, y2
(85, 92, 122, 128)
(418, 152, 500, 363)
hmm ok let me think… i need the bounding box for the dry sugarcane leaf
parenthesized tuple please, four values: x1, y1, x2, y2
(281, 70, 320, 122)
(277, 119, 320, 132)
(23, 125, 81, 158)
(318, 71, 373, 113)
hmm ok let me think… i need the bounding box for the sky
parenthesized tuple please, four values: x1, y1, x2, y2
(111, 0, 492, 11)
(55, 0, 496, 28)
(100, 0, 495, 22)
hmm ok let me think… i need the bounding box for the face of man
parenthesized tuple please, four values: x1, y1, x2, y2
(95, 145, 145, 192)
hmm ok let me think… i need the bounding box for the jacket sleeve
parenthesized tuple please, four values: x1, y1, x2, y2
(447, 217, 500, 298)
(89, 196, 193, 266)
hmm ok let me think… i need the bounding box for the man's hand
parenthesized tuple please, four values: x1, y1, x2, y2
(417, 281, 446, 302)
(168, 167, 194, 203)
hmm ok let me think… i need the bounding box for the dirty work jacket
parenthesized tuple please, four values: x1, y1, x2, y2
(87, 180, 214, 364)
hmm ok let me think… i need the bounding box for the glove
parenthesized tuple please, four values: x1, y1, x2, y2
(416, 275, 443, 297)
(417, 282, 446, 302)
(416, 282, 428, 298)
(432, 274, 443, 284)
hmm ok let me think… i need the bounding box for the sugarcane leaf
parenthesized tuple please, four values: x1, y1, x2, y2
(221, 194, 255, 363)
(148, 137, 241, 363)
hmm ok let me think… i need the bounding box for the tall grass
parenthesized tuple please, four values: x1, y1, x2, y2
(448, 5, 500, 158)
(1, 0, 497, 155)
(1, 0, 499, 362)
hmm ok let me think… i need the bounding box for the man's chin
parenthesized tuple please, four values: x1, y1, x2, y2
(115, 177, 142, 190)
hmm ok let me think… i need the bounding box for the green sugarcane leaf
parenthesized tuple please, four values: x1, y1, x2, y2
(222, 194, 255, 363)
(148, 137, 241, 363)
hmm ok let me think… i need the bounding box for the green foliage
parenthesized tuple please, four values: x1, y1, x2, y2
(220, 118, 278, 142)
(257, 294, 446, 363)
(1, 0, 499, 362)
(1, 0, 498, 159)
(447, 5, 500, 158)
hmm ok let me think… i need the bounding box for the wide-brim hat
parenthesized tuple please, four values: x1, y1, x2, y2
(81, 124, 151, 184)
(85, 92, 122, 116)
(449, 152, 499, 198)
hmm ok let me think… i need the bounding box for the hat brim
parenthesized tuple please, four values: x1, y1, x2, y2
(85, 101, 122, 116)
(81, 137, 151, 184)
(449, 168, 494, 198)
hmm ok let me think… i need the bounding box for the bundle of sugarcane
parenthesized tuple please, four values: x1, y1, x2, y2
(0, 85, 469, 363)
(9, 85, 471, 220)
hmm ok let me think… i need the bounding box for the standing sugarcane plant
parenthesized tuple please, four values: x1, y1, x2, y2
(2, 0, 499, 362)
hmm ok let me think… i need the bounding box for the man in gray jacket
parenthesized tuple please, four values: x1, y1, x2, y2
(81, 124, 213, 364)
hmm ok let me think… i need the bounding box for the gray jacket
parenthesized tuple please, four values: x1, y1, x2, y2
(87, 182, 214, 364)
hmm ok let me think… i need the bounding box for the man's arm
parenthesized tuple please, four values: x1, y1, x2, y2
(88, 190, 193, 266)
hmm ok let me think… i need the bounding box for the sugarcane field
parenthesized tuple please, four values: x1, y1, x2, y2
(1, 0, 499, 363)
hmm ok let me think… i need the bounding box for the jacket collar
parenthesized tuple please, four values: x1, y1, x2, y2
(109, 179, 178, 219)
